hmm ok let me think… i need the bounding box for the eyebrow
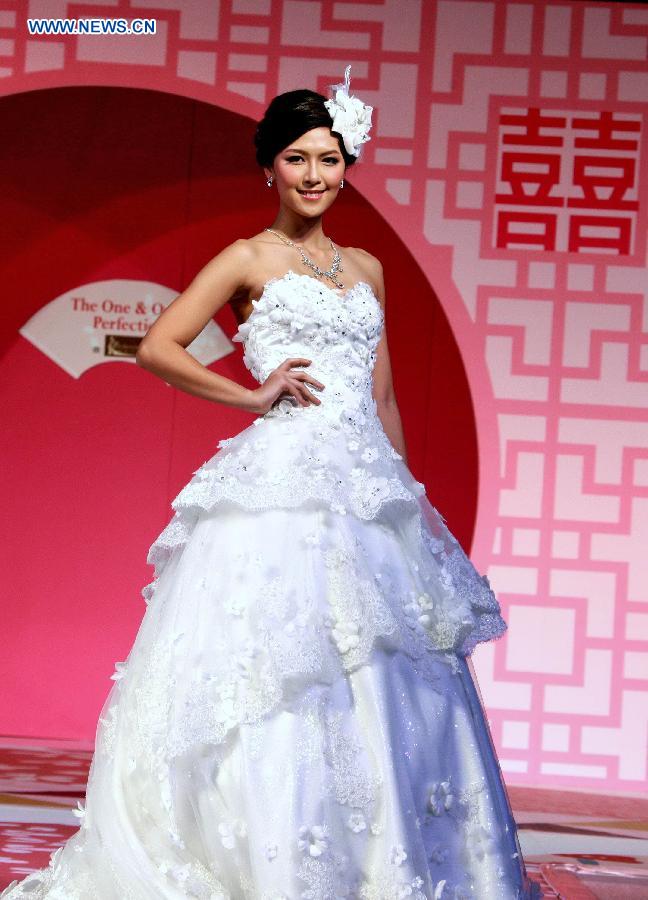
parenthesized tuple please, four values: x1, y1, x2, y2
(284, 147, 341, 155)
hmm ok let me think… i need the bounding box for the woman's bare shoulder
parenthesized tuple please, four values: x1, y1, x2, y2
(211, 236, 263, 284)
(350, 245, 382, 268)
(245, 232, 278, 245)
(215, 234, 268, 258)
(347, 247, 384, 297)
(345, 247, 382, 273)
(236, 234, 283, 269)
(205, 236, 258, 268)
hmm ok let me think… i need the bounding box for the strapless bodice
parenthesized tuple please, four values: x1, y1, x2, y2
(232, 270, 383, 430)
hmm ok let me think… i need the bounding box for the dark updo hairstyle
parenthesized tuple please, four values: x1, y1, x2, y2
(254, 89, 357, 171)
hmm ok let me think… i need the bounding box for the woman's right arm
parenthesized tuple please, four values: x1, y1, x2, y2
(136, 239, 323, 415)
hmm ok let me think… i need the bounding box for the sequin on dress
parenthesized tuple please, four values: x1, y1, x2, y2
(1, 270, 540, 899)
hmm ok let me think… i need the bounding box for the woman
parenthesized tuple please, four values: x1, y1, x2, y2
(2, 67, 539, 899)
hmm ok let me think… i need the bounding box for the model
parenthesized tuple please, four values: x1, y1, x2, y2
(2, 66, 540, 899)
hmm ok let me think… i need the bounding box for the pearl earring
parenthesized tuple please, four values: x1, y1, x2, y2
(266, 176, 273, 187)
(340, 179, 344, 188)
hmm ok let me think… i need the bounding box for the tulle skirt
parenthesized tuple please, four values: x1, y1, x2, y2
(2, 499, 539, 899)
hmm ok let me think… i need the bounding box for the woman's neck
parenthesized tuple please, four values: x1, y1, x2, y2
(267, 213, 329, 251)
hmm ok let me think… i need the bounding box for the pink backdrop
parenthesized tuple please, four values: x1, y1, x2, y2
(1, 0, 646, 795)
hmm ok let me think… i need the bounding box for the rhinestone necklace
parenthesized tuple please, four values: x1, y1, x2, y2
(264, 228, 345, 289)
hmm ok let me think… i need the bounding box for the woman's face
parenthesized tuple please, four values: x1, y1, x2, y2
(267, 127, 346, 216)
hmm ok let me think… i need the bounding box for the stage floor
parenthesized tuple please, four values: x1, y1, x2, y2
(1, 739, 646, 898)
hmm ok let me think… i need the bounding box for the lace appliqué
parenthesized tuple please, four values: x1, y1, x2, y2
(323, 709, 383, 812)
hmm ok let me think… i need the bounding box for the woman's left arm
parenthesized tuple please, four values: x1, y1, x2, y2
(355, 250, 408, 464)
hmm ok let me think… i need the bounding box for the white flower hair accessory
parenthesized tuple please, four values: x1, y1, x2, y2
(324, 64, 373, 160)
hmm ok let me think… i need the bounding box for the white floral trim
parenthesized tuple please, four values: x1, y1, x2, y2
(323, 64, 373, 159)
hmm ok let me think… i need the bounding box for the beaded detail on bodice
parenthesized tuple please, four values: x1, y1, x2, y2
(232, 269, 384, 432)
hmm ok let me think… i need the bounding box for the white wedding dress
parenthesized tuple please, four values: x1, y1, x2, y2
(2, 270, 540, 899)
